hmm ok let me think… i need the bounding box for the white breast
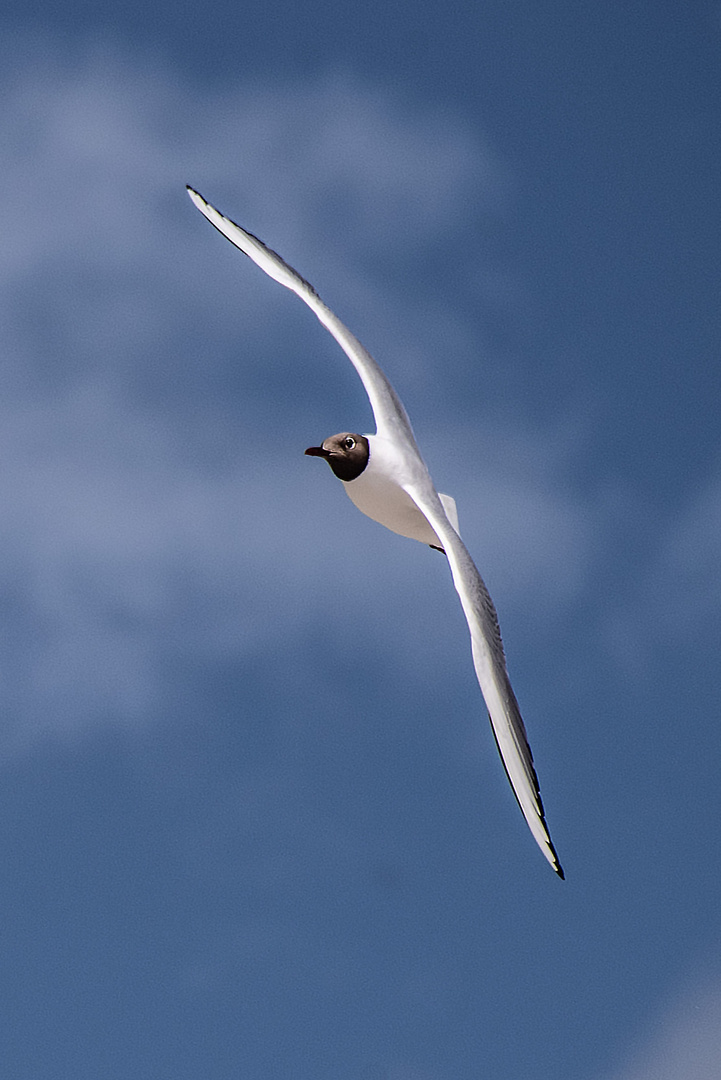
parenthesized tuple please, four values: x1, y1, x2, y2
(343, 435, 459, 547)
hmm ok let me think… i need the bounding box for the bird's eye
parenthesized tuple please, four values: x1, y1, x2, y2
(343, 437, 356, 450)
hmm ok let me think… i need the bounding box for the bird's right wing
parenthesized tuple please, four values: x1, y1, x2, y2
(404, 481, 564, 877)
(187, 187, 418, 448)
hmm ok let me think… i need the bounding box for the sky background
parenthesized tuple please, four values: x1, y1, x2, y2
(1, 3, 720, 1078)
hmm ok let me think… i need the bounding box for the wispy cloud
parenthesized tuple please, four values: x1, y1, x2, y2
(1, 39, 592, 745)
(655, 465, 721, 631)
(601, 968, 721, 1080)
(599, 451, 721, 682)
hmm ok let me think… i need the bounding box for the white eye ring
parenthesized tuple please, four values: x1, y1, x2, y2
(343, 437, 356, 450)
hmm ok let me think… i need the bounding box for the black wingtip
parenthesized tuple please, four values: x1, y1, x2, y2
(547, 838, 565, 879)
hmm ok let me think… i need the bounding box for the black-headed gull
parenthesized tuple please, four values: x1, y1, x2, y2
(187, 186, 564, 878)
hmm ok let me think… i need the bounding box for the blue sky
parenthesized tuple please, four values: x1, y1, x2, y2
(1, 3, 720, 1078)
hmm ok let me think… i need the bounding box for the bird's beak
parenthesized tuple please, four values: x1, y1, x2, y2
(304, 445, 332, 458)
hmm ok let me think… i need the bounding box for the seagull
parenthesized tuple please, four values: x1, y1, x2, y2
(187, 186, 564, 878)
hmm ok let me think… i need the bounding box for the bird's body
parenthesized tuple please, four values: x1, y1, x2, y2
(187, 185, 564, 878)
(342, 434, 458, 548)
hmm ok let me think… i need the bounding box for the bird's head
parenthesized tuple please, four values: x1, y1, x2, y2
(305, 432, 369, 482)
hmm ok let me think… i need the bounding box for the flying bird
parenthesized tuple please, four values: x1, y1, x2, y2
(187, 186, 564, 878)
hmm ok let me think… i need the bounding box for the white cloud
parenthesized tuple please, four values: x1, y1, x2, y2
(601, 969, 721, 1080)
(656, 468, 721, 629)
(600, 457, 721, 679)
(0, 38, 592, 744)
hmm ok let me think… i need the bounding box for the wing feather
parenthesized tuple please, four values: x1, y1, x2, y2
(187, 187, 414, 444)
(404, 483, 564, 877)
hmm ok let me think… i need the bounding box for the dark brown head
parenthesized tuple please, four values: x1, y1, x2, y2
(304, 432, 370, 482)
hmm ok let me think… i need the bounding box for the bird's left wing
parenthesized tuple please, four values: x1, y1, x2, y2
(403, 481, 564, 877)
(187, 187, 416, 446)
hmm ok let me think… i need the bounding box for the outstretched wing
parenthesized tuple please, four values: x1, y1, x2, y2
(188, 186, 563, 877)
(404, 481, 564, 877)
(187, 187, 416, 447)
